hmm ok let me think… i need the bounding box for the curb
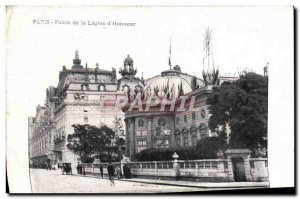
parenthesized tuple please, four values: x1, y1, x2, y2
(71, 173, 269, 189)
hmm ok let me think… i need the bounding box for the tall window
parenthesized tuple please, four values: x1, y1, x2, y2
(192, 135, 197, 146)
(84, 116, 88, 124)
(137, 140, 147, 152)
(184, 115, 187, 122)
(176, 136, 181, 146)
(183, 137, 189, 147)
(192, 112, 195, 120)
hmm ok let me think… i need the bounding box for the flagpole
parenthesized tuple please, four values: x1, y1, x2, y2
(169, 37, 172, 70)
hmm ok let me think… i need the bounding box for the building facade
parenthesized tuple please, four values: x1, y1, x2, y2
(29, 51, 143, 167)
(122, 66, 223, 159)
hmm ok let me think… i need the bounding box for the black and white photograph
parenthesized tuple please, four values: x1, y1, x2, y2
(5, 5, 294, 194)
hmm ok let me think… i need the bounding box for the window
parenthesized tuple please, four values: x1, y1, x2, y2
(224, 161, 228, 169)
(154, 139, 169, 149)
(184, 115, 187, 122)
(250, 161, 255, 169)
(81, 84, 89, 91)
(84, 116, 88, 124)
(137, 140, 147, 152)
(176, 136, 181, 146)
(192, 112, 195, 120)
(98, 85, 105, 91)
(183, 137, 188, 147)
(158, 118, 166, 126)
(138, 119, 144, 127)
(192, 136, 197, 146)
(176, 117, 179, 124)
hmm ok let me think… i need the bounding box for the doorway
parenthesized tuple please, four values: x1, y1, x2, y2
(232, 157, 246, 182)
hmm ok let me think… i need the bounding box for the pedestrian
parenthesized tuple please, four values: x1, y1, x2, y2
(79, 164, 83, 175)
(99, 165, 103, 178)
(116, 166, 121, 179)
(77, 162, 80, 174)
(107, 162, 115, 186)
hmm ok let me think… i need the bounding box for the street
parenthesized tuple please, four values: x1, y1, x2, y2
(29, 169, 205, 193)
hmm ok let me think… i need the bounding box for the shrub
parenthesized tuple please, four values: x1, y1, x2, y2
(133, 146, 218, 161)
(196, 136, 225, 158)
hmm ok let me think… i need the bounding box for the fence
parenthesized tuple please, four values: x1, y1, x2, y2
(82, 157, 268, 182)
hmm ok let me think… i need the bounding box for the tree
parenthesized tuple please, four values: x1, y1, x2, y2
(111, 116, 126, 160)
(67, 124, 95, 163)
(207, 73, 268, 154)
(89, 125, 115, 161)
(112, 116, 125, 138)
(196, 136, 225, 158)
(67, 124, 116, 163)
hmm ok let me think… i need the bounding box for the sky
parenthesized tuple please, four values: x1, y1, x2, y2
(6, 6, 294, 192)
(7, 6, 292, 117)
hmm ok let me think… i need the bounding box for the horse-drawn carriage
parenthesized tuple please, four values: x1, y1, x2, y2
(62, 163, 72, 175)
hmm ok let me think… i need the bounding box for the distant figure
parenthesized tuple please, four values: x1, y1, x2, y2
(107, 162, 115, 186)
(116, 166, 121, 179)
(100, 165, 103, 178)
(79, 164, 83, 175)
(77, 162, 80, 174)
(123, 164, 131, 179)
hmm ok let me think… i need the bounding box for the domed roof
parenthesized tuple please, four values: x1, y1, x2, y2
(143, 69, 204, 98)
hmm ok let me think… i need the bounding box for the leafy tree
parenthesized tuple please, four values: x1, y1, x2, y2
(67, 124, 116, 163)
(112, 116, 125, 138)
(207, 72, 268, 154)
(67, 124, 95, 163)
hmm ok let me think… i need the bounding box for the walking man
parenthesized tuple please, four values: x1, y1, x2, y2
(100, 165, 103, 178)
(107, 162, 115, 186)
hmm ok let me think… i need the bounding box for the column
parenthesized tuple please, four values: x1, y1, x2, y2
(147, 116, 153, 148)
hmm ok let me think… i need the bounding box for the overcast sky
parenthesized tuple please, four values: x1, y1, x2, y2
(7, 6, 292, 117)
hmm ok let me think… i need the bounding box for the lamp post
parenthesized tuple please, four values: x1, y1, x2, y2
(172, 152, 180, 181)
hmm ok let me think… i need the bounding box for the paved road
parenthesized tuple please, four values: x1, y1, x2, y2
(29, 169, 205, 193)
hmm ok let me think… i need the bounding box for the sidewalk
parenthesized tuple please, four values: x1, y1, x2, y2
(73, 173, 269, 189)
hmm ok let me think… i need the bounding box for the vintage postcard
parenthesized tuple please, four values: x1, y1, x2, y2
(5, 5, 294, 194)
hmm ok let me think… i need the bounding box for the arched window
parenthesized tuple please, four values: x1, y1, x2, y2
(81, 84, 89, 91)
(182, 127, 189, 147)
(98, 84, 106, 91)
(190, 126, 198, 146)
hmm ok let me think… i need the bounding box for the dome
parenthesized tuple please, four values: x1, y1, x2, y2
(173, 65, 181, 72)
(143, 69, 204, 98)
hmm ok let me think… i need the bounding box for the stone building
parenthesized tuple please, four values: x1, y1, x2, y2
(28, 89, 56, 167)
(122, 28, 239, 159)
(122, 65, 221, 159)
(29, 50, 143, 166)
